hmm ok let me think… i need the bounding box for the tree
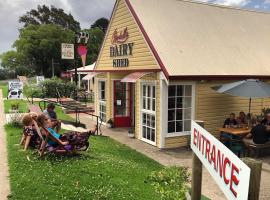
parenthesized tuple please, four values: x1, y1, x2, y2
(0, 50, 28, 69)
(13, 24, 75, 77)
(19, 5, 80, 31)
(91, 17, 109, 33)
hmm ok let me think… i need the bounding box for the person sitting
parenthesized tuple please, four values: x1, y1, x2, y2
(43, 103, 61, 133)
(223, 113, 237, 128)
(36, 114, 96, 151)
(261, 113, 270, 126)
(21, 113, 40, 150)
(237, 111, 247, 125)
(245, 117, 270, 144)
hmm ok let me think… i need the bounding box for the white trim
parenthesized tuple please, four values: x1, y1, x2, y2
(166, 132, 191, 137)
(140, 82, 157, 146)
(159, 79, 166, 148)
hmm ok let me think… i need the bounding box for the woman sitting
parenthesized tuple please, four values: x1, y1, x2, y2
(237, 111, 247, 125)
(36, 114, 96, 151)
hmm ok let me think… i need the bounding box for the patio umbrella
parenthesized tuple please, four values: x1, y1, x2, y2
(212, 79, 270, 114)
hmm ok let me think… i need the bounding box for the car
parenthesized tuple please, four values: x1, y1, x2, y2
(8, 89, 23, 99)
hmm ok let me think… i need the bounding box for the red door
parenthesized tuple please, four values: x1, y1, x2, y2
(114, 81, 132, 127)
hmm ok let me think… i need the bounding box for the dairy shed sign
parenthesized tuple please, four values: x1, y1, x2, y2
(110, 27, 134, 67)
(191, 121, 250, 200)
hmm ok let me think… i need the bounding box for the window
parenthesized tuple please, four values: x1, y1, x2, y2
(141, 83, 156, 143)
(168, 85, 193, 134)
(98, 81, 106, 122)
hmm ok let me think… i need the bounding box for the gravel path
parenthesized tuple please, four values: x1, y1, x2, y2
(0, 89, 10, 199)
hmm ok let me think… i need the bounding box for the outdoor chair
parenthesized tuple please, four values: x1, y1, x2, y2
(243, 138, 270, 157)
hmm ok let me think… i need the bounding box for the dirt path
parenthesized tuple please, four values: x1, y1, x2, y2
(0, 89, 10, 199)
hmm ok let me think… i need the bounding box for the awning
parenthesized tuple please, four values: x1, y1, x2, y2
(121, 72, 152, 83)
(82, 72, 101, 80)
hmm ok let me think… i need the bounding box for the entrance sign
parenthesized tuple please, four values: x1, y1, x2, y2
(8, 81, 23, 99)
(36, 76, 45, 84)
(191, 121, 250, 200)
(61, 43, 74, 59)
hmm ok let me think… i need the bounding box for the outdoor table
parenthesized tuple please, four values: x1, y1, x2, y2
(217, 127, 251, 137)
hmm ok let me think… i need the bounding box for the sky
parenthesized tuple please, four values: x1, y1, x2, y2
(0, 0, 270, 55)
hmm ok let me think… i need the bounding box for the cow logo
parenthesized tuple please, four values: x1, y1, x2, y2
(111, 27, 129, 44)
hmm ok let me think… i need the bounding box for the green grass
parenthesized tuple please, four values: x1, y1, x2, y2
(5, 124, 163, 200)
(4, 100, 28, 113)
(0, 85, 8, 98)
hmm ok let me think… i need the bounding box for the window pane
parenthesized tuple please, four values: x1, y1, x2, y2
(147, 86, 151, 97)
(168, 86, 176, 97)
(143, 113, 146, 125)
(152, 99, 155, 111)
(151, 115, 155, 128)
(168, 110, 175, 121)
(183, 97, 192, 108)
(177, 85, 183, 96)
(143, 85, 146, 97)
(176, 97, 182, 108)
(147, 114, 151, 126)
(152, 86, 155, 98)
(168, 121, 175, 133)
(143, 98, 146, 109)
(147, 98, 151, 110)
(147, 127, 151, 140)
(176, 121, 183, 132)
(151, 129, 155, 142)
(176, 109, 183, 120)
(168, 97, 175, 109)
(143, 126, 146, 138)
(184, 108, 191, 120)
(185, 85, 192, 96)
(184, 120, 191, 132)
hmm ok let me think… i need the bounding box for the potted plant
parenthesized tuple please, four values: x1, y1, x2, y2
(128, 127, 135, 138)
(107, 118, 114, 128)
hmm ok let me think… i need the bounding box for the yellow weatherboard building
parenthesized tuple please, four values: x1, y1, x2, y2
(94, 0, 270, 148)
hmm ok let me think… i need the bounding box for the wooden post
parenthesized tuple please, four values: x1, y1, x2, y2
(191, 121, 204, 200)
(242, 158, 262, 200)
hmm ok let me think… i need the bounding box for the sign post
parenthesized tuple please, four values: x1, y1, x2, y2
(190, 121, 251, 200)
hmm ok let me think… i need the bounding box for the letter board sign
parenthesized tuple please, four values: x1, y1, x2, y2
(191, 121, 250, 200)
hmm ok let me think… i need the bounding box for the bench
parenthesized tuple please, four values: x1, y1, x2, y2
(28, 104, 42, 114)
(243, 138, 270, 157)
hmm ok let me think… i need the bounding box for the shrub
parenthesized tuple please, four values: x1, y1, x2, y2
(41, 77, 76, 98)
(8, 113, 23, 128)
(147, 166, 189, 200)
(24, 84, 43, 98)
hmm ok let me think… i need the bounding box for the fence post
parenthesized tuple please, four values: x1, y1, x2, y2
(191, 121, 204, 200)
(242, 158, 262, 200)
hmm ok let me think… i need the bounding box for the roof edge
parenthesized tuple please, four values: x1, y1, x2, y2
(169, 75, 270, 81)
(125, 0, 170, 79)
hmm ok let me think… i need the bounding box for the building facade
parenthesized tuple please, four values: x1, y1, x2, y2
(94, 0, 270, 148)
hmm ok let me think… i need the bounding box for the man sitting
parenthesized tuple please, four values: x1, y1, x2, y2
(43, 103, 61, 133)
(223, 113, 237, 128)
(245, 118, 270, 144)
(261, 113, 270, 126)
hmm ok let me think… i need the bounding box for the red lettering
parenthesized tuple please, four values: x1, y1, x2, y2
(217, 149, 224, 178)
(193, 129, 197, 146)
(211, 145, 217, 170)
(205, 139, 211, 162)
(230, 163, 240, 197)
(201, 135, 206, 155)
(223, 157, 231, 185)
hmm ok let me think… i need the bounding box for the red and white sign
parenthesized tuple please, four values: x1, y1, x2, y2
(191, 121, 250, 200)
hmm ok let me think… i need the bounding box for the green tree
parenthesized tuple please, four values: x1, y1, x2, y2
(19, 5, 80, 31)
(14, 24, 75, 77)
(0, 50, 28, 69)
(91, 17, 109, 33)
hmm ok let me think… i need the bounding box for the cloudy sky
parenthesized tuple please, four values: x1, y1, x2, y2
(0, 0, 270, 54)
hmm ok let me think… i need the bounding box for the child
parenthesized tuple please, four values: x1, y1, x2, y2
(21, 114, 35, 151)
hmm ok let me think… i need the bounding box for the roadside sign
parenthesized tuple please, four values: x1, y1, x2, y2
(8, 81, 23, 99)
(191, 121, 250, 200)
(36, 76, 45, 84)
(61, 43, 74, 59)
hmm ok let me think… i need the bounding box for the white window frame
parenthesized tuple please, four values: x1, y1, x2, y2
(140, 81, 156, 146)
(98, 80, 106, 123)
(166, 82, 195, 137)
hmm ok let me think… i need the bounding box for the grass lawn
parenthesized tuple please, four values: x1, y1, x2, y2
(4, 100, 28, 113)
(0, 85, 8, 98)
(5, 124, 163, 200)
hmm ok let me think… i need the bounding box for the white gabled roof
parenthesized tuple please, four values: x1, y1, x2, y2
(70, 62, 96, 73)
(128, 0, 270, 77)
